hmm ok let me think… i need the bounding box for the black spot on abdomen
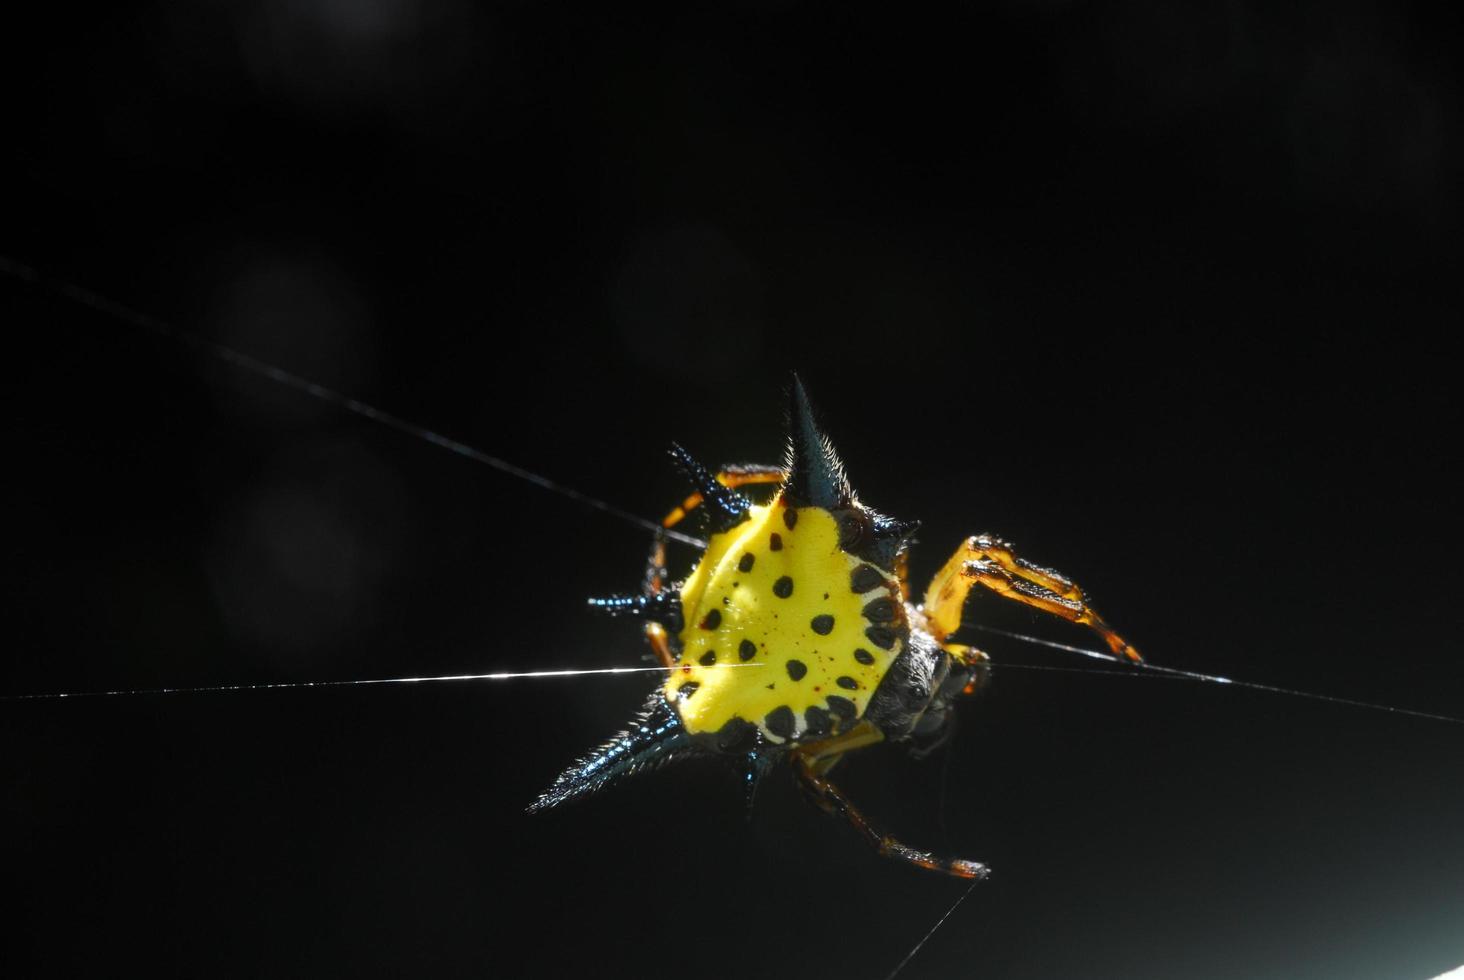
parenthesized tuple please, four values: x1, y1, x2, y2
(764, 706, 795, 739)
(772, 576, 794, 598)
(739, 639, 758, 662)
(862, 597, 897, 623)
(810, 614, 834, 635)
(850, 565, 884, 593)
(716, 716, 758, 752)
(865, 626, 898, 650)
(785, 659, 808, 681)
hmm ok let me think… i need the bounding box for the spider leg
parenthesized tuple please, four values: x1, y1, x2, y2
(638, 465, 786, 668)
(942, 642, 992, 697)
(659, 463, 787, 531)
(922, 534, 1142, 663)
(646, 464, 785, 591)
(790, 724, 989, 880)
(636, 532, 678, 669)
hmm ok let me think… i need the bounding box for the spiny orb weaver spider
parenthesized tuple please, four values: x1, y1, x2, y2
(529, 378, 1142, 878)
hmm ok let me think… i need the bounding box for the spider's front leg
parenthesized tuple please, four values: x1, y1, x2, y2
(790, 726, 990, 880)
(922, 534, 1142, 662)
(659, 462, 787, 535)
(636, 463, 787, 668)
(641, 460, 788, 595)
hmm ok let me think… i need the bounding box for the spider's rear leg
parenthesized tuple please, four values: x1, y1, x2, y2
(923, 534, 1142, 663)
(790, 726, 989, 880)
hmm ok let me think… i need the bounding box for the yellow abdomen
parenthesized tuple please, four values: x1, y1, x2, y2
(663, 499, 903, 743)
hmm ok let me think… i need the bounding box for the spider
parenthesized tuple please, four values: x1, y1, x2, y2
(529, 377, 1142, 878)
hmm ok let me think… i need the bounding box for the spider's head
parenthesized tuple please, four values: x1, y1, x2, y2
(782, 375, 918, 572)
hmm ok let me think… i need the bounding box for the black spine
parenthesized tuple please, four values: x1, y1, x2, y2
(668, 443, 751, 532)
(782, 376, 852, 509)
(527, 693, 693, 812)
(587, 591, 684, 633)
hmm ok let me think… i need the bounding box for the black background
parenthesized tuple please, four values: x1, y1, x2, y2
(3, 3, 1462, 978)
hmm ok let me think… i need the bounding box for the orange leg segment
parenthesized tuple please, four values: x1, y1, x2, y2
(922, 534, 1142, 663)
(791, 740, 989, 880)
(659, 464, 787, 531)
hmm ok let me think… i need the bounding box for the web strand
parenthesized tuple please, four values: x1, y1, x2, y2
(0, 254, 707, 550)
(882, 878, 981, 980)
(970, 625, 1464, 726)
(0, 664, 762, 702)
(5, 255, 1462, 730)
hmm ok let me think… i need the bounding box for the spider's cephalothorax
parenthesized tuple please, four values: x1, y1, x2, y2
(529, 378, 1142, 879)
